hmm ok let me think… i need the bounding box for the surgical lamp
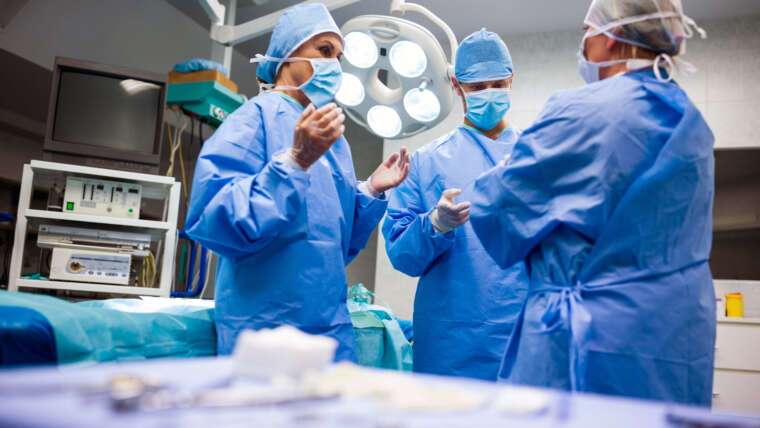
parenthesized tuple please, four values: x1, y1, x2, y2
(200, 0, 457, 139)
(336, 1, 457, 139)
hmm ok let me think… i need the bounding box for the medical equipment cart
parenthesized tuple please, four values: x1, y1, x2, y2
(8, 160, 181, 297)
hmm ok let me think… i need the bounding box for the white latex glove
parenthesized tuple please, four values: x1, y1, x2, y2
(290, 103, 345, 170)
(430, 189, 471, 233)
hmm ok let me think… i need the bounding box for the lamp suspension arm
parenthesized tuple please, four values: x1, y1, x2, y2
(206, 0, 363, 47)
(389, 0, 458, 64)
(199, 0, 226, 25)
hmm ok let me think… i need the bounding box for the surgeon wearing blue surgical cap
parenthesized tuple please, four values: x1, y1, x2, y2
(382, 29, 529, 381)
(186, 3, 410, 359)
(467, 0, 716, 406)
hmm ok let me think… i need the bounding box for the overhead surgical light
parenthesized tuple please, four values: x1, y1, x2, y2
(335, 0, 458, 140)
(403, 84, 440, 123)
(344, 31, 379, 69)
(200, 0, 456, 139)
(389, 40, 427, 78)
(335, 73, 365, 107)
(367, 105, 403, 138)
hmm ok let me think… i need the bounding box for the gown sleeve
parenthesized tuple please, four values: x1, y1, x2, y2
(468, 92, 611, 269)
(382, 154, 456, 277)
(185, 100, 311, 259)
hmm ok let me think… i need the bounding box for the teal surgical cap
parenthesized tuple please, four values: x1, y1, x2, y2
(256, 3, 343, 84)
(454, 29, 513, 83)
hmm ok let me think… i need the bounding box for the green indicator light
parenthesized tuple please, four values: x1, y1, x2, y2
(66, 202, 74, 211)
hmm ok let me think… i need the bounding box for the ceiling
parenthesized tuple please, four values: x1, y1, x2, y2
(169, 0, 760, 58)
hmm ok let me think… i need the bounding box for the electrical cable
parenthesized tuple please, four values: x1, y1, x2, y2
(165, 110, 189, 179)
(140, 251, 157, 288)
(166, 111, 210, 298)
(190, 115, 195, 148)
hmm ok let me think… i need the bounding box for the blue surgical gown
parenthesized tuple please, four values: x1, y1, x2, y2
(468, 69, 716, 406)
(185, 92, 388, 359)
(383, 125, 529, 381)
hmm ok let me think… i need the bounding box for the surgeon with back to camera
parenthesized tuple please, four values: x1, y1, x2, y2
(185, 3, 410, 360)
(466, 0, 716, 405)
(383, 29, 529, 381)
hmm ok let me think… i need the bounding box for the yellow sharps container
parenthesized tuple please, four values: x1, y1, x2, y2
(725, 293, 744, 318)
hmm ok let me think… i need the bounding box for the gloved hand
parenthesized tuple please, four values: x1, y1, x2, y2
(430, 189, 471, 233)
(368, 147, 410, 194)
(290, 103, 345, 169)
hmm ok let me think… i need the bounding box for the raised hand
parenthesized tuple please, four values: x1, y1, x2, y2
(430, 188, 471, 233)
(291, 103, 345, 169)
(369, 147, 410, 193)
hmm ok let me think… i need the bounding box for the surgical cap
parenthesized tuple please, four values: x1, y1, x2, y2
(584, 0, 703, 56)
(454, 29, 513, 84)
(256, 3, 343, 84)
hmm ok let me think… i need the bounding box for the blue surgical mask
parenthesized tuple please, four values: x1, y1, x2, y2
(576, 49, 628, 84)
(577, 35, 652, 84)
(251, 55, 343, 107)
(464, 88, 511, 131)
(297, 58, 342, 107)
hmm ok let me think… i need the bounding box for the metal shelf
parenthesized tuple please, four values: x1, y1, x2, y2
(8, 162, 180, 297)
(714, 215, 760, 233)
(15, 278, 165, 297)
(30, 160, 176, 185)
(717, 316, 760, 325)
(713, 224, 760, 233)
(24, 209, 170, 230)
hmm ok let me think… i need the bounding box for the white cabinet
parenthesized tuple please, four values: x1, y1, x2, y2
(715, 321, 760, 372)
(713, 369, 760, 414)
(712, 314, 760, 414)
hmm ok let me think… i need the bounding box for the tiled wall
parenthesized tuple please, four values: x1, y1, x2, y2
(376, 16, 760, 320)
(506, 15, 760, 147)
(680, 16, 760, 149)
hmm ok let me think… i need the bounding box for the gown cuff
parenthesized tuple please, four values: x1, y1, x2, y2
(357, 179, 385, 199)
(274, 149, 308, 172)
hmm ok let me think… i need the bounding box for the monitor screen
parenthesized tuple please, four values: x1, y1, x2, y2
(52, 70, 161, 155)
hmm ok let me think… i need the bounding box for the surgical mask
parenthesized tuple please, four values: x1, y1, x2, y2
(251, 55, 342, 107)
(464, 88, 511, 131)
(577, 43, 685, 84)
(576, 49, 628, 84)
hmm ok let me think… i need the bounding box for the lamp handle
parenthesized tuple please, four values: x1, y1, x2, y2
(390, 0, 458, 65)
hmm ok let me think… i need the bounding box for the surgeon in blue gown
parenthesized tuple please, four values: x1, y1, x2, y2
(186, 3, 409, 359)
(383, 29, 529, 381)
(467, 0, 716, 405)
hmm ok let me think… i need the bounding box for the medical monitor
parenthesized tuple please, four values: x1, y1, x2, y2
(43, 57, 166, 174)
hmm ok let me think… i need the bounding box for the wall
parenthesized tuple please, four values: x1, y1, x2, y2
(375, 15, 760, 319)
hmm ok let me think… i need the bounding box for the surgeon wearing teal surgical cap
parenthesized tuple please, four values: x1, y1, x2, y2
(382, 29, 529, 381)
(186, 3, 410, 359)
